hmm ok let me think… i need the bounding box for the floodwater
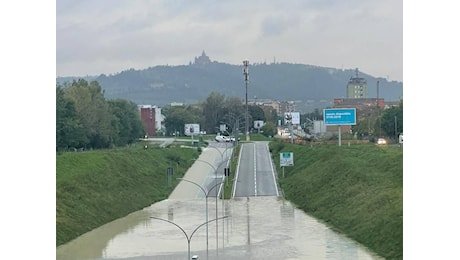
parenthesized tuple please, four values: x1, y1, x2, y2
(57, 196, 383, 260)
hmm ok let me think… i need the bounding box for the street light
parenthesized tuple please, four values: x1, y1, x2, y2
(243, 60, 250, 141)
(177, 178, 224, 260)
(223, 112, 244, 145)
(204, 145, 234, 249)
(192, 159, 221, 255)
(206, 144, 231, 165)
(150, 216, 228, 260)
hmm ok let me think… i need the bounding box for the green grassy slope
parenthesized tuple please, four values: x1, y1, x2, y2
(270, 141, 403, 259)
(56, 145, 199, 246)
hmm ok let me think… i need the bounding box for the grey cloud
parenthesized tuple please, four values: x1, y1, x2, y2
(261, 16, 288, 36)
(56, 0, 402, 81)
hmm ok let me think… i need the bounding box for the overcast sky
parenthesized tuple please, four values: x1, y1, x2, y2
(56, 0, 402, 81)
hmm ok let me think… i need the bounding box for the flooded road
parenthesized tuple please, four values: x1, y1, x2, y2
(57, 196, 383, 260)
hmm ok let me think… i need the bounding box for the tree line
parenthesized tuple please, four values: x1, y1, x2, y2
(56, 79, 403, 151)
(56, 79, 145, 151)
(162, 91, 279, 137)
(352, 100, 403, 140)
(56, 79, 281, 152)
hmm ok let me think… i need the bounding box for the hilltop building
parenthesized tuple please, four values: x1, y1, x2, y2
(194, 50, 211, 65)
(346, 68, 368, 98)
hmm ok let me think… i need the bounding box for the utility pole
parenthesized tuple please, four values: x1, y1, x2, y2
(243, 60, 250, 141)
(395, 115, 397, 139)
(377, 80, 381, 137)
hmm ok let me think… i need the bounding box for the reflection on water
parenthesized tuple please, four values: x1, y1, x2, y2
(57, 197, 383, 260)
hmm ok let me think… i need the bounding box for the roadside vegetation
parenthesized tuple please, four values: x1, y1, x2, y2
(56, 79, 145, 151)
(269, 140, 403, 260)
(56, 144, 199, 246)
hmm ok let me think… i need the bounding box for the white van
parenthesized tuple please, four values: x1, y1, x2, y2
(398, 133, 403, 146)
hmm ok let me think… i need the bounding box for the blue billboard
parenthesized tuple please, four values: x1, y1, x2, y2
(323, 108, 356, 125)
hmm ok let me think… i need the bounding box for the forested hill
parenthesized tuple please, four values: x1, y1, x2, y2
(56, 62, 403, 110)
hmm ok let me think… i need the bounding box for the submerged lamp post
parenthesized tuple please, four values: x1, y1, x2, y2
(192, 159, 221, 256)
(150, 216, 228, 260)
(177, 178, 224, 260)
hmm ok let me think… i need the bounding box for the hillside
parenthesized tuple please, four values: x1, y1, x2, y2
(57, 62, 403, 113)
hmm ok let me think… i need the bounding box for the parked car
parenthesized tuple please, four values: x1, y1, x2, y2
(376, 138, 387, 145)
(215, 135, 230, 142)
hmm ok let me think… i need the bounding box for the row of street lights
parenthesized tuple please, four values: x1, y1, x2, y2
(151, 153, 231, 260)
(177, 178, 225, 260)
(192, 159, 221, 257)
(193, 143, 233, 256)
(149, 61, 246, 259)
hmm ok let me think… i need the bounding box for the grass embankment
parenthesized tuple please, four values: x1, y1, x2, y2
(56, 144, 199, 246)
(270, 141, 403, 260)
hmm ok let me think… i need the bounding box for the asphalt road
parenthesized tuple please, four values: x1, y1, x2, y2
(233, 141, 280, 197)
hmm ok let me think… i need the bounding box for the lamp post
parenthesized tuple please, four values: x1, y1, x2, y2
(243, 60, 250, 141)
(204, 145, 234, 249)
(206, 144, 232, 166)
(150, 216, 228, 260)
(223, 112, 245, 146)
(192, 159, 221, 255)
(178, 178, 225, 260)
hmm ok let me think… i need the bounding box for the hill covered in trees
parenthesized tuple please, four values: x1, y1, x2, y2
(57, 62, 403, 113)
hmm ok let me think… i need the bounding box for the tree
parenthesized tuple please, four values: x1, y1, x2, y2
(261, 121, 277, 137)
(380, 101, 403, 139)
(202, 92, 247, 134)
(248, 105, 265, 121)
(56, 86, 86, 150)
(64, 79, 115, 148)
(202, 92, 226, 133)
(163, 105, 201, 136)
(353, 118, 368, 137)
(260, 106, 278, 125)
(108, 99, 145, 146)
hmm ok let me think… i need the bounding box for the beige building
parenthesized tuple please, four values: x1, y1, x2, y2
(346, 68, 368, 98)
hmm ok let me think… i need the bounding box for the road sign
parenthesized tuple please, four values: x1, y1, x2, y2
(185, 124, 200, 136)
(283, 112, 300, 125)
(167, 167, 173, 187)
(280, 152, 294, 167)
(323, 108, 356, 125)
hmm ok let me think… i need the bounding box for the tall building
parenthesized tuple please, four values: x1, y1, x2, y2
(279, 100, 296, 115)
(139, 105, 159, 137)
(346, 68, 368, 98)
